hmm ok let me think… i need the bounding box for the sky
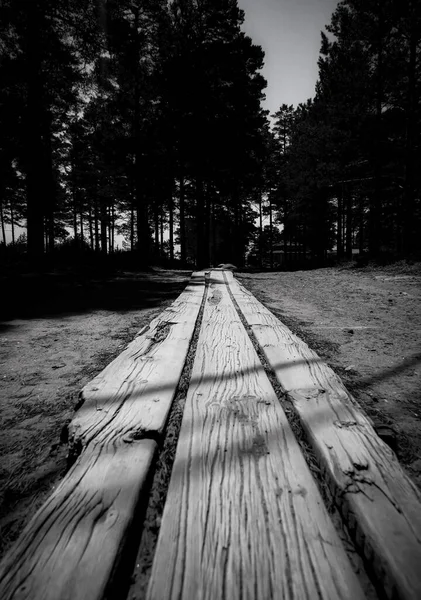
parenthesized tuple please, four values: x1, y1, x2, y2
(237, 0, 339, 116)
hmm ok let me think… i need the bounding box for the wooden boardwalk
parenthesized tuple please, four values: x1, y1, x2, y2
(1, 270, 421, 600)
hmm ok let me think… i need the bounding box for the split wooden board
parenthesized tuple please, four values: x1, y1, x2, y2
(0, 439, 156, 600)
(229, 272, 421, 600)
(69, 271, 207, 454)
(0, 273, 207, 600)
(147, 270, 365, 600)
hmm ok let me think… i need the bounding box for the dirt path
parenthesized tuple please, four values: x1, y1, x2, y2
(238, 262, 421, 489)
(0, 269, 191, 560)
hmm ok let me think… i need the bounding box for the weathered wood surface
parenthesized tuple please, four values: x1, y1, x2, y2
(69, 271, 206, 454)
(147, 270, 365, 600)
(0, 273, 206, 600)
(0, 439, 156, 600)
(229, 272, 421, 600)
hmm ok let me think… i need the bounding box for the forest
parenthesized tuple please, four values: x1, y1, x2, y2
(0, 0, 420, 269)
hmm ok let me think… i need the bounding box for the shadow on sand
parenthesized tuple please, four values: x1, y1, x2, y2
(1, 269, 193, 321)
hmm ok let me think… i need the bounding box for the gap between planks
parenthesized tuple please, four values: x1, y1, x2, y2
(127, 271, 211, 599)
(147, 269, 365, 600)
(229, 271, 421, 600)
(0, 272, 208, 600)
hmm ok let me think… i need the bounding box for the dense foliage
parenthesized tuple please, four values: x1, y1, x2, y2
(270, 0, 421, 263)
(0, 0, 267, 267)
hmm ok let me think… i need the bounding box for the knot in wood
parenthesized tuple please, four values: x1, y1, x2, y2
(208, 289, 222, 305)
(123, 429, 146, 443)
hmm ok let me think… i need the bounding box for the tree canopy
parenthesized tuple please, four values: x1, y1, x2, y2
(269, 0, 421, 264)
(0, 0, 268, 268)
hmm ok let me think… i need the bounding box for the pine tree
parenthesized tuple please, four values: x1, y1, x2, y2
(167, 0, 267, 267)
(0, 0, 102, 259)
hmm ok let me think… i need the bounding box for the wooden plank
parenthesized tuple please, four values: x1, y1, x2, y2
(69, 271, 206, 454)
(229, 273, 421, 600)
(0, 439, 157, 600)
(0, 273, 206, 600)
(147, 270, 365, 600)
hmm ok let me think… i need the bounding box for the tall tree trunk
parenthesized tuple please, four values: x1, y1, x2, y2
(108, 207, 111, 254)
(396, 192, 404, 256)
(26, 3, 45, 259)
(179, 173, 186, 264)
(113, 205, 115, 251)
(269, 199, 273, 269)
(231, 187, 242, 267)
(10, 199, 15, 244)
(47, 210, 54, 254)
(359, 196, 365, 254)
(303, 220, 306, 261)
(110, 203, 115, 253)
(154, 203, 160, 256)
(0, 199, 6, 244)
(345, 193, 353, 259)
(195, 175, 205, 268)
(44, 111, 55, 255)
(403, 3, 418, 256)
(133, 6, 149, 266)
(337, 186, 343, 258)
(259, 191, 263, 268)
(72, 158, 78, 242)
(370, 2, 384, 258)
(283, 195, 289, 265)
(204, 187, 211, 267)
(88, 205, 94, 250)
(73, 197, 78, 242)
(80, 211, 84, 247)
(100, 200, 107, 255)
(94, 198, 100, 252)
(168, 185, 174, 264)
(130, 197, 135, 252)
(135, 163, 150, 263)
(209, 201, 215, 266)
(160, 207, 164, 256)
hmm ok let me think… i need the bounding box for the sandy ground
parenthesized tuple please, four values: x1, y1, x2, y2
(238, 261, 421, 489)
(0, 269, 191, 560)
(1, 262, 420, 565)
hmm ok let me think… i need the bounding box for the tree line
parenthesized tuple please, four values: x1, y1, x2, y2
(1, 0, 420, 269)
(0, 0, 267, 268)
(266, 0, 421, 265)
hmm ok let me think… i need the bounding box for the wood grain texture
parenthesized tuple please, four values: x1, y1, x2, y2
(230, 274, 421, 600)
(0, 273, 206, 600)
(69, 271, 206, 454)
(147, 270, 365, 600)
(0, 438, 157, 600)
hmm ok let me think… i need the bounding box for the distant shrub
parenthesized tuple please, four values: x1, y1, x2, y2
(55, 236, 92, 256)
